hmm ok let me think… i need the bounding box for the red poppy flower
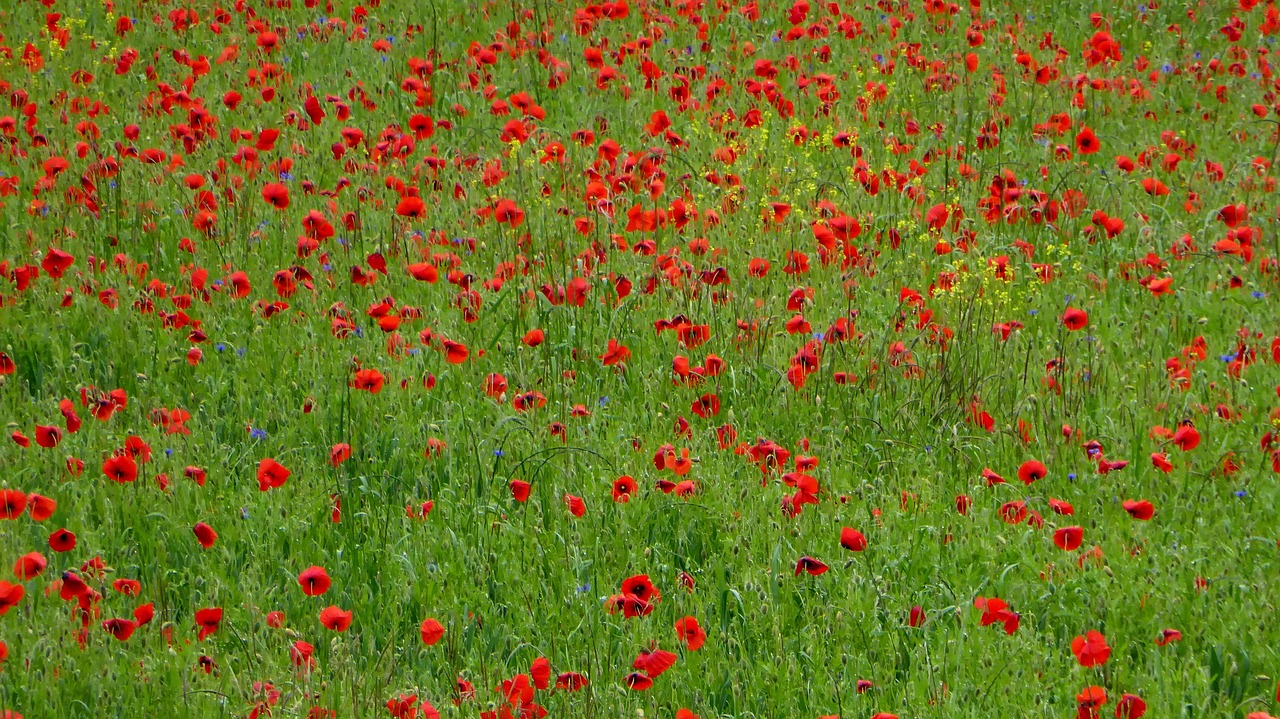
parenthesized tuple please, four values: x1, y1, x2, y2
(290, 640, 315, 669)
(1172, 423, 1200, 451)
(998, 500, 1028, 524)
(41, 249, 74, 281)
(509, 479, 531, 502)
(0, 581, 24, 614)
(1150, 452, 1173, 472)
(1075, 127, 1100, 154)
(908, 605, 926, 627)
(262, 182, 290, 209)
(112, 578, 141, 596)
(185, 466, 207, 486)
(0, 490, 26, 520)
(1141, 177, 1170, 196)
(1076, 685, 1107, 719)
(1054, 526, 1084, 551)
(605, 594, 653, 620)
(623, 672, 653, 691)
(424, 438, 447, 458)
(193, 522, 217, 549)
(442, 339, 469, 364)
(1071, 630, 1112, 667)
(1062, 307, 1088, 330)
(34, 425, 62, 448)
(530, 656, 551, 690)
(102, 618, 137, 641)
(195, 607, 223, 640)
(563, 494, 586, 517)
(555, 672, 588, 691)
(257, 458, 291, 491)
(350, 368, 385, 393)
(319, 605, 352, 631)
(633, 647, 678, 678)
(620, 575, 660, 603)
(794, 556, 828, 576)
(512, 391, 547, 412)
(395, 196, 426, 219)
(975, 596, 1020, 634)
(102, 454, 138, 483)
(329, 443, 351, 467)
(599, 338, 631, 367)
(674, 616, 706, 651)
(1115, 693, 1147, 719)
(407, 263, 439, 283)
(125, 435, 152, 462)
(1017, 460, 1048, 485)
(59, 571, 89, 600)
(1048, 498, 1075, 515)
(1154, 628, 1182, 646)
(840, 527, 867, 552)
(420, 617, 445, 645)
(49, 528, 77, 552)
(228, 271, 252, 298)
(298, 566, 331, 596)
(14, 551, 47, 580)
(612, 475, 637, 502)
(58, 399, 81, 433)
(256, 31, 279, 50)
(1122, 499, 1154, 520)
(690, 393, 720, 418)
(522, 329, 545, 346)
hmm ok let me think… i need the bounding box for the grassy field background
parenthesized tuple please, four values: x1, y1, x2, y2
(0, 0, 1279, 717)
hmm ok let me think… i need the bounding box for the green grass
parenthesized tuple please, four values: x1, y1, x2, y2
(0, 0, 1279, 718)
